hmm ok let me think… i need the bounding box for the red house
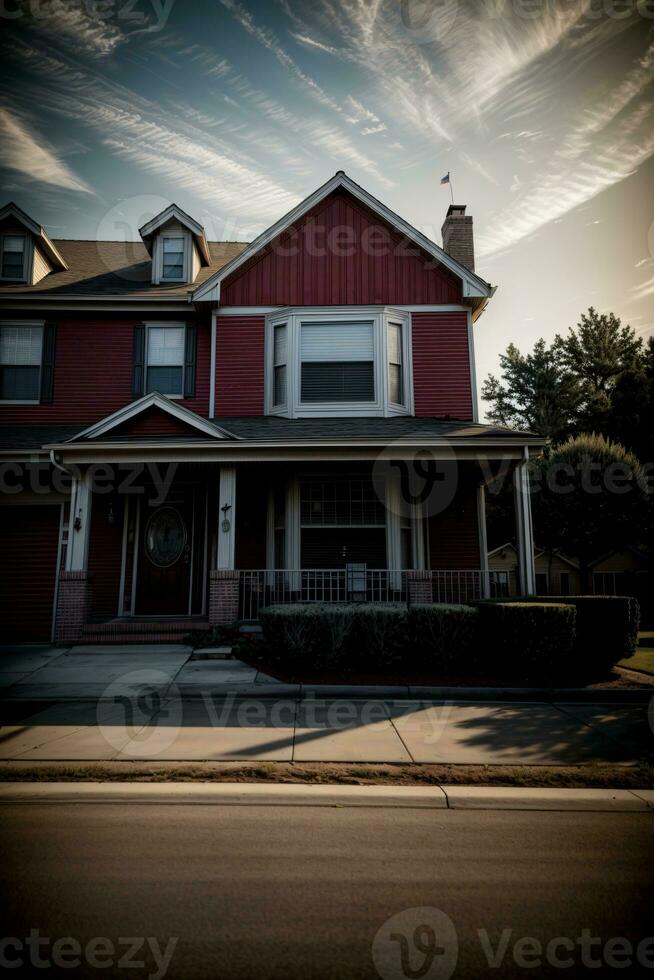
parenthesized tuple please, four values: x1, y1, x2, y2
(0, 173, 544, 644)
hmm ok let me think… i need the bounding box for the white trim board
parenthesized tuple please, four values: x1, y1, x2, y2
(193, 172, 494, 303)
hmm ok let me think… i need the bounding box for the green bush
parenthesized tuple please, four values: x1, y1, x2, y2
(475, 602, 576, 680)
(259, 603, 407, 669)
(407, 604, 478, 667)
(531, 595, 640, 669)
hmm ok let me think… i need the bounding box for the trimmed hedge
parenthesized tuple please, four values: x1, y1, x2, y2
(259, 603, 407, 669)
(475, 602, 576, 680)
(407, 604, 478, 667)
(530, 595, 640, 669)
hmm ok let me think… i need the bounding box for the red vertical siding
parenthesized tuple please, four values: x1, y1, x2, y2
(215, 316, 265, 416)
(0, 504, 60, 641)
(88, 495, 124, 618)
(428, 485, 480, 569)
(0, 317, 211, 424)
(412, 312, 473, 419)
(104, 407, 204, 439)
(222, 190, 462, 306)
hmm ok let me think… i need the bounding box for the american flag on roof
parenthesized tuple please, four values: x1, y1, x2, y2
(440, 172, 450, 184)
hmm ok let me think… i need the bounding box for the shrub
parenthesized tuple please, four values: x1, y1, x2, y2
(259, 603, 407, 669)
(531, 595, 640, 670)
(475, 602, 576, 680)
(407, 604, 478, 667)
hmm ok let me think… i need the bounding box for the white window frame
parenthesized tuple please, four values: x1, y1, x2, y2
(0, 320, 44, 404)
(264, 306, 412, 418)
(0, 235, 29, 282)
(152, 231, 192, 284)
(144, 322, 186, 399)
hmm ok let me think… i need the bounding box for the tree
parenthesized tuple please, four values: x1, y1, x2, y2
(531, 434, 650, 590)
(554, 308, 644, 437)
(481, 338, 580, 441)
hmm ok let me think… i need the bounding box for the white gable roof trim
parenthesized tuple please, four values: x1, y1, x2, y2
(139, 204, 211, 265)
(68, 392, 234, 442)
(193, 171, 494, 303)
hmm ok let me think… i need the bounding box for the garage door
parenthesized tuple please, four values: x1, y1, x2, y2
(0, 505, 61, 643)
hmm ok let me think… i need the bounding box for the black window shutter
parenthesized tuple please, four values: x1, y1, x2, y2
(184, 323, 197, 399)
(132, 324, 145, 398)
(39, 323, 57, 403)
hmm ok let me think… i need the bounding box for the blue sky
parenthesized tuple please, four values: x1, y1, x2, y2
(0, 0, 652, 398)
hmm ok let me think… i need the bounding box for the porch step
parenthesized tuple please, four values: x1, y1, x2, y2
(77, 618, 210, 645)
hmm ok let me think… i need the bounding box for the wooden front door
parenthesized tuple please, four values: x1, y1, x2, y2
(135, 490, 193, 615)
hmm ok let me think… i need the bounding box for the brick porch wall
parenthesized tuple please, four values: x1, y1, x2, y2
(55, 571, 92, 644)
(407, 571, 433, 605)
(209, 570, 240, 626)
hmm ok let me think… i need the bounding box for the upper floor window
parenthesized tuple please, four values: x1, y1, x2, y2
(162, 236, 185, 280)
(146, 325, 185, 396)
(265, 308, 411, 418)
(301, 321, 375, 403)
(1, 236, 26, 281)
(0, 323, 42, 401)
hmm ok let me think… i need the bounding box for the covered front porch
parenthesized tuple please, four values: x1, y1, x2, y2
(52, 453, 536, 641)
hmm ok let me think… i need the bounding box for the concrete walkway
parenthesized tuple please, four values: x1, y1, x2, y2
(1, 645, 652, 764)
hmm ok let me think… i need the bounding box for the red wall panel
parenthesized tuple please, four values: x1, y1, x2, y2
(0, 316, 211, 425)
(215, 316, 265, 416)
(411, 312, 473, 419)
(428, 485, 480, 569)
(88, 495, 124, 618)
(0, 504, 60, 641)
(222, 190, 462, 307)
(104, 407, 202, 439)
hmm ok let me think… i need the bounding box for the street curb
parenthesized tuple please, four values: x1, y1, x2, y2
(1, 684, 652, 703)
(0, 782, 652, 811)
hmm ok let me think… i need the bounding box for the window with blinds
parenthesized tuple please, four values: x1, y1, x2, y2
(301, 479, 385, 526)
(0, 325, 42, 401)
(162, 236, 185, 280)
(1, 236, 26, 280)
(273, 323, 287, 407)
(146, 325, 185, 395)
(388, 321, 403, 405)
(300, 320, 374, 403)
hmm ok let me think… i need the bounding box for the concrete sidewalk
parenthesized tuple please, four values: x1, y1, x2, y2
(0, 644, 652, 765)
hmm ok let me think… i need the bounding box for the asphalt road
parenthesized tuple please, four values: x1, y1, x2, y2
(2, 802, 653, 979)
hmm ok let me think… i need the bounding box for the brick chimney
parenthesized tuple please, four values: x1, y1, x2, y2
(441, 204, 475, 272)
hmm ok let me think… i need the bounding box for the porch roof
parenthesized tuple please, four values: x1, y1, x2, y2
(0, 415, 543, 457)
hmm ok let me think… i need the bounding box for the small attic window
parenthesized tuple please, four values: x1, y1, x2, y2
(1, 236, 26, 281)
(162, 236, 185, 280)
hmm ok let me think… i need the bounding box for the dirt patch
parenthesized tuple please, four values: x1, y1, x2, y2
(1, 760, 652, 789)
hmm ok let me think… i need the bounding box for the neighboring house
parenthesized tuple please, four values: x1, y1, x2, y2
(489, 543, 651, 609)
(0, 172, 545, 643)
(488, 543, 580, 596)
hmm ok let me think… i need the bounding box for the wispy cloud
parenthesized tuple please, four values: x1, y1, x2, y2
(0, 107, 93, 193)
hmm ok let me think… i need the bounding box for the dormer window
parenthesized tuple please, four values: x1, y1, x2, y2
(266, 307, 411, 418)
(162, 236, 185, 280)
(1, 235, 26, 281)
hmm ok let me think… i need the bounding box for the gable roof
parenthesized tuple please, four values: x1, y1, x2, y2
(68, 393, 234, 442)
(193, 171, 494, 305)
(139, 203, 211, 266)
(0, 202, 68, 271)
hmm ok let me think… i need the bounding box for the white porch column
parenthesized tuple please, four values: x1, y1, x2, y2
(477, 484, 490, 597)
(385, 469, 403, 588)
(513, 453, 536, 595)
(285, 475, 301, 565)
(410, 499, 426, 570)
(217, 465, 237, 569)
(65, 468, 93, 571)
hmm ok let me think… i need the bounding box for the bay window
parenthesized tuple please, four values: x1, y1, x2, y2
(266, 307, 410, 417)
